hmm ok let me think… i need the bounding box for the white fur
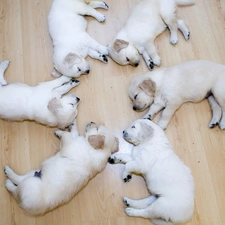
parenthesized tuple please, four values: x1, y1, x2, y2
(48, 0, 109, 78)
(109, 119, 195, 225)
(107, 0, 194, 70)
(0, 60, 80, 128)
(129, 60, 225, 130)
(4, 122, 119, 215)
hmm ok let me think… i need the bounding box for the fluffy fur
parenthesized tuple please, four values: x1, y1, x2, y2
(107, 0, 194, 70)
(4, 122, 119, 215)
(109, 119, 195, 225)
(0, 60, 80, 128)
(48, 0, 109, 78)
(128, 60, 225, 130)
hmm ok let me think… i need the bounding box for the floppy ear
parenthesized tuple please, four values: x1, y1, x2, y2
(139, 79, 156, 96)
(48, 98, 62, 112)
(88, 135, 105, 149)
(64, 52, 81, 66)
(139, 122, 154, 140)
(113, 39, 129, 53)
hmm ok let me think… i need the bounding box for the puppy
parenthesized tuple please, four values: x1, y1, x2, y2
(4, 121, 119, 215)
(48, 0, 109, 78)
(0, 60, 80, 128)
(107, 0, 194, 70)
(128, 60, 225, 130)
(109, 119, 195, 225)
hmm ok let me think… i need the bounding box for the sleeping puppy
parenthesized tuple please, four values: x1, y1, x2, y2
(107, 0, 194, 70)
(0, 60, 80, 128)
(48, 0, 109, 78)
(128, 60, 225, 130)
(4, 121, 119, 215)
(109, 119, 195, 225)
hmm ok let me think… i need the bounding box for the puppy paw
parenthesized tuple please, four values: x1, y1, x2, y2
(100, 54, 108, 63)
(142, 113, 153, 120)
(184, 31, 190, 40)
(152, 56, 161, 67)
(219, 121, 225, 130)
(157, 121, 167, 130)
(70, 79, 80, 86)
(54, 130, 63, 138)
(170, 37, 178, 45)
(103, 2, 109, 9)
(4, 166, 12, 177)
(123, 197, 130, 206)
(147, 59, 154, 70)
(108, 155, 122, 164)
(96, 14, 106, 23)
(123, 174, 132, 183)
(125, 207, 135, 216)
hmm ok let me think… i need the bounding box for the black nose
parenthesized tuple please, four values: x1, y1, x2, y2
(76, 97, 80, 102)
(134, 63, 139, 67)
(133, 106, 137, 111)
(123, 130, 125, 134)
(86, 70, 90, 74)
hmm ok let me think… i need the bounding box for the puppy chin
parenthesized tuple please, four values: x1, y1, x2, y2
(133, 104, 148, 112)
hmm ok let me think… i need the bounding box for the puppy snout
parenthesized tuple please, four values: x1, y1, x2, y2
(123, 130, 125, 134)
(133, 106, 137, 111)
(134, 63, 139, 67)
(85, 69, 90, 74)
(76, 97, 80, 102)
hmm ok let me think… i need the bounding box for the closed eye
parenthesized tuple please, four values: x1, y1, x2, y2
(69, 103, 74, 107)
(77, 67, 81, 72)
(131, 126, 135, 128)
(126, 57, 130, 62)
(134, 94, 138, 100)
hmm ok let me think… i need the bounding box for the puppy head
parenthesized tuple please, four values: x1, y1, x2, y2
(123, 119, 157, 145)
(129, 76, 156, 111)
(85, 122, 119, 153)
(108, 39, 140, 67)
(63, 52, 90, 77)
(48, 94, 80, 128)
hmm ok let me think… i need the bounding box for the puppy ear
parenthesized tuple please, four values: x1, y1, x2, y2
(88, 135, 105, 149)
(139, 79, 156, 95)
(139, 122, 154, 140)
(48, 98, 62, 112)
(113, 39, 129, 53)
(64, 52, 81, 66)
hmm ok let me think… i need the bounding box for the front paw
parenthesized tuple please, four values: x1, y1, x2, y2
(54, 130, 63, 138)
(142, 113, 153, 120)
(123, 197, 130, 206)
(0, 60, 10, 70)
(108, 155, 121, 164)
(147, 59, 154, 70)
(100, 54, 108, 63)
(103, 2, 109, 9)
(97, 14, 106, 23)
(123, 174, 132, 182)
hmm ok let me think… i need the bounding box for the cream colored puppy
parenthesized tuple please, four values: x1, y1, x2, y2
(108, 0, 194, 70)
(0, 60, 80, 128)
(48, 0, 109, 78)
(4, 121, 119, 215)
(129, 60, 225, 130)
(109, 119, 195, 225)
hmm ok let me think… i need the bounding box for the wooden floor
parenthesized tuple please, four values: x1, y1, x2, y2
(1, 0, 225, 224)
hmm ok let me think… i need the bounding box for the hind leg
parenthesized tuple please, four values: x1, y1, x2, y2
(79, 3, 107, 22)
(178, 19, 190, 40)
(123, 196, 157, 209)
(219, 109, 225, 130)
(207, 96, 222, 128)
(0, 60, 10, 86)
(4, 166, 36, 185)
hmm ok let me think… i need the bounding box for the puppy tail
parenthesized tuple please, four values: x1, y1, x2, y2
(175, 0, 195, 6)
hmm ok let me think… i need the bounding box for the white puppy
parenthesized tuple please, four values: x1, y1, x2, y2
(4, 121, 119, 215)
(108, 0, 194, 70)
(128, 60, 225, 130)
(48, 0, 109, 78)
(109, 119, 195, 225)
(0, 60, 80, 128)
